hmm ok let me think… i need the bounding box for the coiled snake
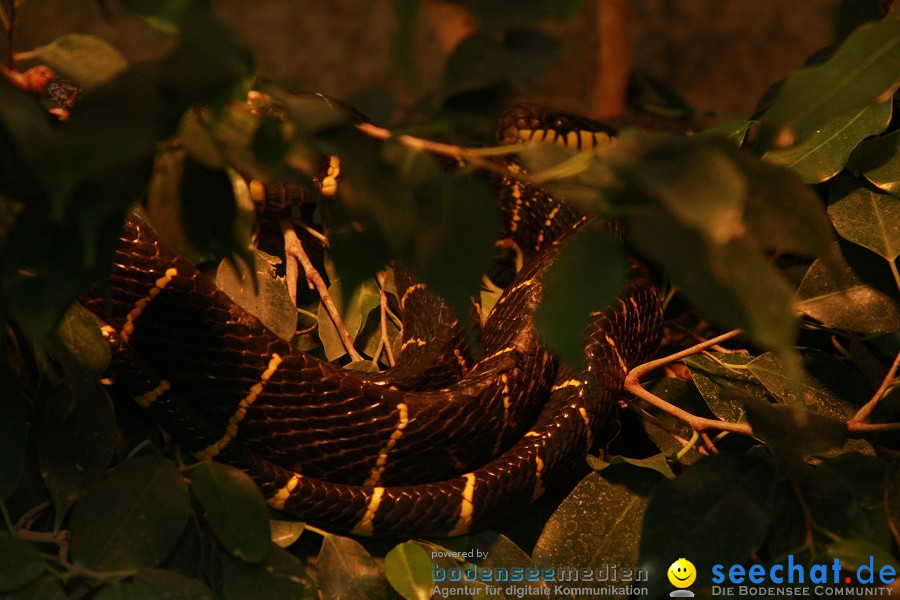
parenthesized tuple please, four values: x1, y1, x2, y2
(82, 103, 663, 538)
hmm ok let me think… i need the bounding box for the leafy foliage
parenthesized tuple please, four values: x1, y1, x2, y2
(0, 1, 899, 599)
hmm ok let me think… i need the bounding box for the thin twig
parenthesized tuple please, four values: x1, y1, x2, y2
(624, 329, 754, 435)
(279, 219, 364, 363)
(850, 350, 900, 425)
(355, 122, 512, 177)
(376, 270, 395, 367)
(15, 500, 51, 531)
(668, 321, 745, 354)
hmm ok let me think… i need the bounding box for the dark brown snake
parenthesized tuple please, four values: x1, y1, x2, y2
(82, 103, 663, 537)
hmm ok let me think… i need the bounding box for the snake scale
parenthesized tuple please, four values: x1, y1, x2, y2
(82, 103, 663, 537)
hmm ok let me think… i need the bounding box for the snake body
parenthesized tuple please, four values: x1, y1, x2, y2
(83, 105, 662, 537)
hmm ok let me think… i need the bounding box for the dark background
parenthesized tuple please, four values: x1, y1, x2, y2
(10, 0, 848, 117)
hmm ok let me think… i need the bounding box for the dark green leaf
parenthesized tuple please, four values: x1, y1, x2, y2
(796, 240, 900, 335)
(92, 584, 159, 600)
(791, 463, 873, 540)
(757, 13, 900, 148)
(886, 458, 900, 547)
(535, 226, 627, 365)
(683, 353, 767, 423)
(38, 382, 116, 525)
(342, 279, 381, 345)
(695, 120, 751, 145)
(821, 453, 887, 508)
(828, 176, 900, 261)
(393, 0, 421, 87)
(1, 576, 67, 600)
(317, 534, 392, 600)
(0, 378, 28, 501)
(744, 397, 847, 463)
(746, 348, 871, 411)
(534, 468, 663, 600)
(637, 377, 713, 462)
(216, 251, 297, 342)
(638, 453, 777, 599)
(212, 543, 315, 600)
(385, 541, 433, 600)
(468, 531, 553, 598)
(443, 33, 512, 98)
(762, 100, 891, 183)
(18, 33, 128, 91)
(848, 129, 900, 195)
(594, 453, 676, 479)
(633, 213, 798, 354)
(826, 538, 900, 573)
(132, 568, 215, 599)
(188, 461, 270, 565)
(252, 116, 288, 171)
(69, 455, 191, 570)
(726, 145, 833, 256)
(316, 280, 348, 361)
(0, 533, 45, 592)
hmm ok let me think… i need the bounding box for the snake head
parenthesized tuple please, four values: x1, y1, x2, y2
(497, 103, 617, 151)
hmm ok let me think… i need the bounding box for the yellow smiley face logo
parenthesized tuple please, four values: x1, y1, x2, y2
(668, 558, 696, 588)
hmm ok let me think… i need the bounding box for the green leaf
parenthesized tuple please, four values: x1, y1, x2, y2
(317, 534, 392, 600)
(746, 348, 871, 411)
(0, 381, 28, 501)
(828, 176, 900, 261)
(534, 468, 663, 600)
(467, 531, 552, 597)
(726, 145, 834, 256)
(763, 100, 891, 183)
(69, 455, 191, 570)
(212, 544, 315, 600)
(216, 251, 298, 342)
(18, 33, 129, 90)
(393, 0, 421, 88)
(342, 279, 382, 344)
(636, 378, 713, 462)
(534, 226, 627, 365)
(1, 576, 67, 600)
(268, 519, 305, 549)
(0, 533, 45, 592)
(887, 458, 900, 547)
(633, 213, 798, 354)
(442, 32, 513, 100)
(38, 382, 116, 525)
(848, 129, 900, 195)
(316, 279, 347, 362)
(796, 240, 900, 335)
(743, 397, 847, 464)
(187, 462, 270, 565)
(683, 353, 768, 423)
(695, 120, 752, 145)
(45, 302, 111, 393)
(596, 453, 676, 480)
(638, 453, 777, 599)
(132, 568, 215, 599)
(92, 583, 159, 600)
(826, 538, 900, 573)
(791, 463, 873, 540)
(384, 541, 433, 600)
(757, 13, 900, 148)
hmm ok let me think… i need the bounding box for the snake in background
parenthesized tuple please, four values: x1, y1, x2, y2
(81, 101, 664, 538)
